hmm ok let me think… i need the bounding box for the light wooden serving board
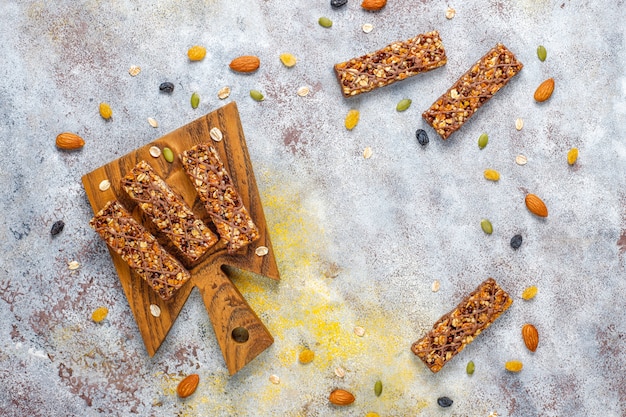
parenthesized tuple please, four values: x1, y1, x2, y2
(82, 102, 279, 375)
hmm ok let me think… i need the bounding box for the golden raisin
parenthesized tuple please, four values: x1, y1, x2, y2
(521, 286, 538, 300)
(279, 53, 297, 68)
(567, 147, 579, 165)
(365, 413, 381, 417)
(505, 360, 523, 372)
(187, 45, 206, 61)
(483, 169, 500, 181)
(99, 102, 112, 120)
(298, 349, 315, 364)
(345, 109, 360, 130)
(91, 306, 109, 323)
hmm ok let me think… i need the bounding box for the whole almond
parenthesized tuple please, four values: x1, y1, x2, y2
(534, 78, 555, 102)
(177, 374, 199, 398)
(329, 389, 355, 406)
(361, 0, 387, 10)
(229, 55, 260, 73)
(56, 132, 85, 150)
(525, 193, 548, 217)
(522, 323, 539, 352)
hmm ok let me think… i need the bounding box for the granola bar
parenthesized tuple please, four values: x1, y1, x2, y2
(179, 144, 260, 253)
(334, 31, 447, 97)
(411, 278, 513, 373)
(121, 160, 217, 264)
(90, 200, 191, 301)
(422, 43, 523, 139)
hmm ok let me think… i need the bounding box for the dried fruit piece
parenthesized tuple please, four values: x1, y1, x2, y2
(510, 234, 523, 249)
(525, 193, 548, 217)
(365, 413, 380, 417)
(567, 147, 579, 165)
(522, 324, 539, 352)
(187, 45, 206, 61)
(329, 389, 355, 406)
(505, 360, 523, 372)
(534, 78, 555, 102)
(159, 82, 174, 93)
(345, 109, 360, 130)
(331, 0, 348, 7)
(50, 220, 65, 236)
(361, 0, 387, 11)
(537, 45, 547, 62)
(481, 219, 493, 235)
(318, 16, 333, 28)
(177, 374, 200, 398)
(521, 286, 538, 300)
(466, 361, 475, 375)
(484, 169, 500, 181)
(99, 102, 112, 120)
(478, 133, 488, 149)
(229, 55, 261, 72)
(396, 98, 412, 112)
(416, 129, 429, 146)
(299, 349, 315, 364)
(191, 92, 200, 109)
(374, 380, 382, 397)
(250, 89, 265, 102)
(56, 132, 85, 150)
(91, 306, 108, 323)
(279, 53, 297, 68)
(437, 396, 453, 407)
(162, 147, 174, 163)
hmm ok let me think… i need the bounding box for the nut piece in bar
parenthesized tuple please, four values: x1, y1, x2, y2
(179, 144, 260, 253)
(334, 30, 447, 97)
(422, 43, 523, 140)
(411, 277, 513, 373)
(121, 160, 218, 265)
(89, 200, 191, 301)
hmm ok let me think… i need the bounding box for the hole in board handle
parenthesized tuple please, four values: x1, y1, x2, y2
(231, 327, 249, 343)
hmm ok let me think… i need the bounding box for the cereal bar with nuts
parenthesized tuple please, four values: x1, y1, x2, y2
(179, 144, 260, 253)
(334, 31, 447, 97)
(121, 160, 218, 265)
(422, 43, 523, 139)
(411, 277, 513, 373)
(89, 200, 191, 301)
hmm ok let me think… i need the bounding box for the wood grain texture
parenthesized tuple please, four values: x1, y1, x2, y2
(82, 102, 278, 375)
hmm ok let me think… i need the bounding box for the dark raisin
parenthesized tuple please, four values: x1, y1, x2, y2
(416, 129, 429, 146)
(331, 0, 348, 8)
(510, 234, 523, 249)
(437, 396, 453, 408)
(159, 82, 175, 93)
(50, 220, 65, 236)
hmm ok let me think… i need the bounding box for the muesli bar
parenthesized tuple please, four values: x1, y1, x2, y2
(422, 43, 523, 139)
(179, 144, 260, 253)
(121, 160, 217, 264)
(89, 200, 191, 301)
(334, 31, 447, 97)
(411, 278, 513, 373)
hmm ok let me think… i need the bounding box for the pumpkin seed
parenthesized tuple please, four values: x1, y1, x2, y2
(250, 89, 265, 101)
(149, 304, 161, 317)
(480, 219, 493, 235)
(162, 147, 174, 163)
(515, 154, 528, 165)
(567, 147, 578, 165)
(279, 53, 297, 67)
(374, 380, 382, 397)
(478, 133, 488, 149)
(149, 146, 161, 158)
(191, 92, 200, 109)
(210, 127, 223, 142)
(99, 179, 111, 191)
(537, 45, 547, 62)
(396, 98, 412, 112)
(50, 220, 65, 236)
(466, 360, 475, 375)
(217, 86, 231, 99)
(318, 16, 333, 28)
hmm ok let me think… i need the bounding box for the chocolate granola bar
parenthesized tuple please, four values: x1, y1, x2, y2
(90, 200, 191, 301)
(334, 31, 447, 97)
(179, 144, 260, 253)
(422, 43, 523, 139)
(411, 278, 513, 373)
(121, 160, 217, 265)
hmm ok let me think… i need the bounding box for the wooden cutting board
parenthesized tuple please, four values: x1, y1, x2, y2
(81, 102, 279, 375)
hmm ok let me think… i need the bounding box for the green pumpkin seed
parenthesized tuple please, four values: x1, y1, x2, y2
(162, 147, 174, 163)
(396, 98, 412, 112)
(478, 133, 489, 149)
(466, 361, 475, 375)
(374, 380, 382, 397)
(537, 45, 547, 62)
(481, 219, 493, 235)
(191, 92, 200, 109)
(318, 17, 333, 28)
(250, 89, 265, 102)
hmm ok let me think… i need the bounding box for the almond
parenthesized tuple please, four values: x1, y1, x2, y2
(56, 132, 85, 150)
(534, 78, 554, 102)
(361, 0, 387, 10)
(522, 323, 539, 352)
(176, 374, 199, 398)
(525, 193, 548, 217)
(329, 389, 355, 406)
(229, 55, 260, 73)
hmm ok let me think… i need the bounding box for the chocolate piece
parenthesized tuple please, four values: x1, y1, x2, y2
(121, 160, 218, 265)
(422, 43, 523, 139)
(334, 31, 447, 97)
(90, 200, 191, 301)
(179, 144, 260, 253)
(411, 278, 513, 373)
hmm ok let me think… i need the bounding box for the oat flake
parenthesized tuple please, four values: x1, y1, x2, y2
(68, 261, 80, 270)
(515, 118, 524, 131)
(334, 367, 346, 378)
(446, 7, 456, 19)
(128, 65, 141, 76)
(99, 179, 111, 191)
(148, 117, 158, 128)
(269, 374, 280, 385)
(362, 23, 374, 33)
(515, 154, 528, 165)
(255, 246, 269, 256)
(363, 147, 373, 159)
(210, 127, 223, 142)
(149, 146, 161, 158)
(450, 89, 459, 99)
(297, 86, 310, 97)
(149, 304, 161, 317)
(353, 326, 366, 337)
(217, 86, 231, 100)
(432, 280, 440, 292)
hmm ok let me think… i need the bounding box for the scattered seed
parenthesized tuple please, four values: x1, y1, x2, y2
(363, 147, 373, 159)
(299, 349, 315, 364)
(162, 147, 174, 163)
(362, 23, 374, 33)
(505, 360, 523, 372)
(250, 89, 265, 101)
(334, 367, 346, 378)
(128, 65, 141, 76)
(255, 246, 269, 256)
(478, 133, 489, 149)
(345, 109, 360, 130)
(187, 45, 206, 61)
(374, 380, 382, 397)
(515, 118, 524, 131)
(318, 16, 333, 28)
(279, 53, 297, 68)
(521, 285, 538, 300)
(515, 154, 528, 165)
(99, 102, 112, 120)
(437, 396, 454, 408)
(269, 374, 280, 385)
(191, 92, 200, 109)
(68, 260, 80, 270)
(466, 360, 475, 375)
(396, 98, 412, 112)
(150, 304, 161, 317)
(217, 86, 231, 99)
(480, 219, 493, 235)
(484, 169, 500, 181)
(148, 117, 159, 128)
(159, 82, 174, 93)
(431, 280, 440, 292)
(353, 326, 366, 337)
(50, 220, 65, 236)
(99, 179, 111, 191)
(149, 146, 161, 158)
(331, 0, 348, 8)
(209, 127, 223, 142)
(445, 7, 456, 19)
(510, 234, 523, 249)
(567, 147, 578, 165)
(91, 306, 108, 323)
(416, 129, 429, 146)
(297, 86, 310, 97)
(537, 45, 547, 62)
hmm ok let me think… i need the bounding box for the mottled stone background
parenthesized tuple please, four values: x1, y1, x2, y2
(1, 1, 625, 416)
